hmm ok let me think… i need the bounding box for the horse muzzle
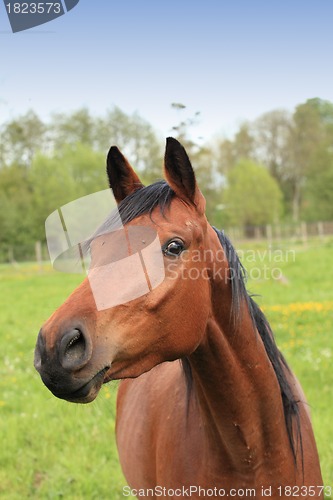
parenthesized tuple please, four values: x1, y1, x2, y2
(34, 326, 108, 403)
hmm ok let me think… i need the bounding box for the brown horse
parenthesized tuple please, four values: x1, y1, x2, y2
(35, 138, 323, 498)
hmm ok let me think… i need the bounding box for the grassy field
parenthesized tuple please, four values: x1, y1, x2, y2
(0, 238, 332, 499)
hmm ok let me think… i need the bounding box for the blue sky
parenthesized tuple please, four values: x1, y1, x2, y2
(1, 0, 333, 141)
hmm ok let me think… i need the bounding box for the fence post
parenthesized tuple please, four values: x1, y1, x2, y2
(300, 222, 308, 247)
(275, 224, 282, 244)
(317, 221, 324, 242)
(35, 241, 43, 273)
(8, 246, 18, 267)
(266, 224, 273, 246)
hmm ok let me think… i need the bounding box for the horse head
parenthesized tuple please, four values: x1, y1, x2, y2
(34, 138, 228, 403)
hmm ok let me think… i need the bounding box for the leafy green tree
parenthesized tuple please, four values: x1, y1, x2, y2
(216, 98, 333, 222)
(3, 98, 333, 262)
(223, 160, 283, 228)
(215, 138, 235, 175)
(48, 106, 163, 183)
(233, 123, 256, 163)
(216, 122, 256, 175)
(29, 143, 108, 242)
(254, 109, 292, 182)
(94, 107, 163, 183)
(50, 108, 96, 150)
(0, 110, 46, 168)
(0, 164, 35, 259)
(304, 159, 333, 222)
(287, 98, 333, 221)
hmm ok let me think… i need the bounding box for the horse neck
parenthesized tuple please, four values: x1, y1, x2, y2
(188, 243, 295, 473)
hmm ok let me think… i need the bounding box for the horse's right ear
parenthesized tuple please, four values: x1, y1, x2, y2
(106, 146, 144, 203)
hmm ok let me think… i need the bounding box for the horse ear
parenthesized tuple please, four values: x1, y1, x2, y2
(164, 137, 205, 213)
(106, 146, 144, 203)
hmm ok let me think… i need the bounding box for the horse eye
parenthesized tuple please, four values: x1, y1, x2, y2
(163, 240, 185, 257)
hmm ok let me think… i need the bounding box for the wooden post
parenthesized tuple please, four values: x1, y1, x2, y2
(8, 247, 14, 263)
(8, 247, 18, 268)
(266, 224, 273, 246)
(301, 222, 308, 247)
(35, 241, 43, 273)
(317, 221, 324, 242)
(275, 224, 282, 244)
(254, 226, 261, 240)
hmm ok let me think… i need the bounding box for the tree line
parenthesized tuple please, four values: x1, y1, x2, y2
(1, 98, 333, 260)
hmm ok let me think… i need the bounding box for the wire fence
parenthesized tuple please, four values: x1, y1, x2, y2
(226, 221, 333, 246)
(1, 241, 49, 265)
(1, 221, 333, 265)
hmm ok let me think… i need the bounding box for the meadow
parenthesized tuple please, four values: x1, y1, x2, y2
(0, 238, 332, 499)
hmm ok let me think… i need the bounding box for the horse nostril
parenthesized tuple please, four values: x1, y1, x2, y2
(66, 329, 84, 357)
(59, 328, 91, 370)
(34, 329, 45, 372)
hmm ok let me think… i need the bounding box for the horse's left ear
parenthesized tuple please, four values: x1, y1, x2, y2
(106, 146, 144, 203)
(164, 137, 206, 214)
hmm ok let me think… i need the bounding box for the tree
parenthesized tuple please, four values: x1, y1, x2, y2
(216, 98, 333, 222)
(0, 163, 35, 259)
(287, 98, 333, 221)
(29, 143, 108, 242)
(48, 106, 163, 184)
(215, 138, 235, 175)
(0, 110, 46, 168)
(94, 107, 163, 183)
(216, 122, 256, 175)
(254, 109, 292, 181)
(304, 158, 333, 222)
(223, 160, 283, 228)
(50, 108, 96, 150)
(233, 123, 256, 163)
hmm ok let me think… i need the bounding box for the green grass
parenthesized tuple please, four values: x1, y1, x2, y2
(241, 239, 333, 494)
(0, 266, 130, 499)
(0, 240, 332, 498)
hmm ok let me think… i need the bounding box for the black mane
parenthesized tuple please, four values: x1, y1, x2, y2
(118, 180, 175, 224)
(102, 180, 302, 464)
